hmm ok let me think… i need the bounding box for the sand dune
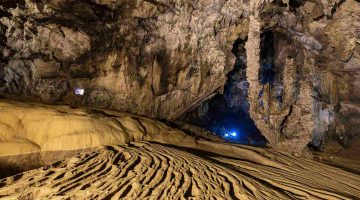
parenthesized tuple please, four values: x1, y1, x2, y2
(1, 141, 359, 199)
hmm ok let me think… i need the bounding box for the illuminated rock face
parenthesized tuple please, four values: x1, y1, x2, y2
(0, 0, 360, 154)
(244, 0, 360, 154)
(0, 102, 360, 199)
(246, 7, 314, 155)
(0, 0, 248, 119)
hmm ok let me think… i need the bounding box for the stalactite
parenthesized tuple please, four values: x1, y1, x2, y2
(245, 13, 264, 140)
(246, 0, 280, 147)
(245, 0, 315, 154)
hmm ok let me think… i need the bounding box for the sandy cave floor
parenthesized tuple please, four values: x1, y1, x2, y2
(0, 100, 359, 199)
(1, 141, 360, 199)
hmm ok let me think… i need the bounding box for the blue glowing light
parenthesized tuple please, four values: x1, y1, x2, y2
(223, 131, 238, 139)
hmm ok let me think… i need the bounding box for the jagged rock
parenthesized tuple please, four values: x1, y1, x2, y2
(306, 0, 360, 151)
(245, 0, 316, 154)
(0, 0, 247, 119)
(241, 0, 360, 154)
(324, 0, 360, 62)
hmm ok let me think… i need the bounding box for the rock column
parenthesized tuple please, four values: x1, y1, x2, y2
(245, 0, 314, 155)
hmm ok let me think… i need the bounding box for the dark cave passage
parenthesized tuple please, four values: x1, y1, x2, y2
(181, 37, 269, 146)
(202, 94, 266, 146)
(181, 31, 282, 146)
(180, 93, 266, 146)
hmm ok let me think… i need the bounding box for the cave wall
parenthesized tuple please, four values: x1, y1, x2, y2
(182, 0, 360, 154)
(0, 0, 250, 119)
(246, 0, 360, 153)
(0, 0, 359, 154)
(289, 0, 360, 152)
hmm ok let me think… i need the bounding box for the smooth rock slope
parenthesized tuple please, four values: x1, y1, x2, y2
(0, 99, 218, 177)
(0, 99, 221, 155)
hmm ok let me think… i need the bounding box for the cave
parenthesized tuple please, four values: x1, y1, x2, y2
(0, 0, 360, 199)
(180, 31, 280, 146)
(181, 36, 271, 146)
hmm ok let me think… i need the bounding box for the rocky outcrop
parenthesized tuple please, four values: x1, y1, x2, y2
(298, 0, 360, 151)
(240, 0, 360, 154)
(0, 0, 249, 119)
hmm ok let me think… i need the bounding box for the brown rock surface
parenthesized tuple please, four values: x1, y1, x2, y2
(242, 0, 360, 153)
(0, 100, 195, 154)
(0, 0, 247, 119)
(0, 0, 360, 154)
(303, 0, 360, 151)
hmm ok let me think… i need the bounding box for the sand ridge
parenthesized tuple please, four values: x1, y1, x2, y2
(1, 141, 359, 199)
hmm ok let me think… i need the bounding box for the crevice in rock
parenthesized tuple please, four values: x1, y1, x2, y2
(280, 104, 293, 138)
(330, 0, 347, 18)
(259, 31, 275, 86)
(289, 0, 304, 8)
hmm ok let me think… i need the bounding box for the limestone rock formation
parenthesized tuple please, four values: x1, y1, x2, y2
(0, 100, 193, 154)
(294, 0, 360, 151)
(0, 0, 360, 154)
(1, 1, 360, 199)
(165, 0, 360, 154)
(242, 0, 360, 154)
(0, 0, 248, 119)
